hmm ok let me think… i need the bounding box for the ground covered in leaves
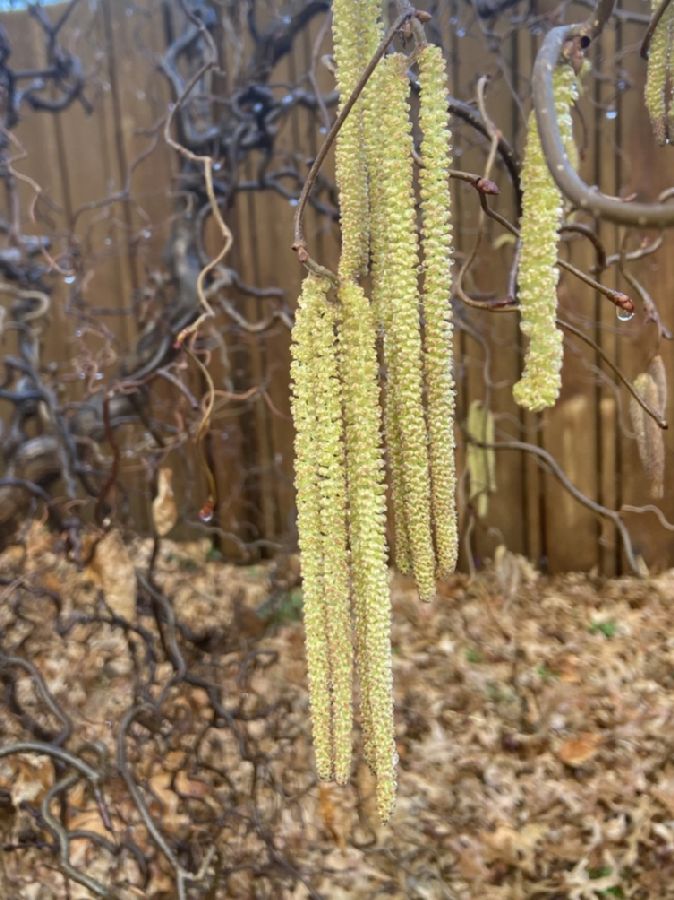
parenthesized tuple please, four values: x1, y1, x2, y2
(1, 524, 674, 898)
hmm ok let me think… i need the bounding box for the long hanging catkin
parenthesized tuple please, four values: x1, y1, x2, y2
(338, 280, 395, 821)
(630, 372, 666, 499)
(513, 65, 579, 412)
(377, 53, 436, 601)
(290, 274, 334, 780)
(645, 0, 674, 145)
(466, 400, 496, 518)
(363, 57, 412, 576)
(332, 0, 370, 277)
(312, 292, 353, 785)
(291, 274, 353, 784)
(418, 43, 458, 577)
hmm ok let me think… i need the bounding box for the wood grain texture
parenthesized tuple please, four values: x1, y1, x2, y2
(0, 0, 672, 573)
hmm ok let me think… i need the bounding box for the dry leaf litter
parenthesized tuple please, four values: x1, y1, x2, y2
(1, 523, 674, 897)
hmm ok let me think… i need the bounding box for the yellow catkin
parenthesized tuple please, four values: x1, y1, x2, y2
(466, 401, 496, 518)
(338, 280, 395, 821)
(645, 0, 674, 145)
(418, 44, 458, 578)
(312, 290, 353, 785)
(377, 53, 436, 601)
(648, 354, 668, 417)
(332, 0, 370, 277)
(290, 274, 334, 780)
(630, 373, 665, 499)
(363, 49, 412, 576)
(513, 65, 579, 412)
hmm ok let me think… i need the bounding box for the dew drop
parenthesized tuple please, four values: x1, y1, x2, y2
(104, 237, 112, 246)
(289, 197, 299, 207)
(64, 274, 76, 285)
(141, 228, 151, 239)
(605, 108, 617, 120)
(616, 307, 634, 322)
(75, 329, 83, 338)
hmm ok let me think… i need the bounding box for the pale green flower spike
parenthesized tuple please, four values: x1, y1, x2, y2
(466, 400, 496, 519)
(290, 274, 334, 780)
(312, 288, 353, 786)
(378, 53, 436, 601)
(630, 373, 665, 500)
(362, 53, 413, 576)
(338, 280, 395, 821)
(645, 0, 674, 145)
(514, 65, 579, 413)
(384, 379, 412, 575)
(418, 44, 458, 577)
(333, 0, 370, 277)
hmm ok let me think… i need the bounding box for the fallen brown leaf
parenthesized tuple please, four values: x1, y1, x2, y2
(557, 732, 602, 766)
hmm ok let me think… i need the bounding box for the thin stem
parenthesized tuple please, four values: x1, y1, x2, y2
(533, 25, 674, 225)
(292, 8, 420, 260)
(468, 437, 640, 575)
(557, 318, 668, 429)
(641, 0, 674, 58)
(477, 192, 635, 312)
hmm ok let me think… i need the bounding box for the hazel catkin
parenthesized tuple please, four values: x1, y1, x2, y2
(290, 274, 334, 780)
(418, 43, 458, 577)
(376, 53, 436, 601)
(645, 0, 674, 145)
(338, 280, 395, 821)
(513, 65, 579, 413)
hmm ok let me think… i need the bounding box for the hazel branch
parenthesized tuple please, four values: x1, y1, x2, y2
(533, 25, 674, 226)
(467, 436, 641, 576)
(476, 192, 635, 313)
(557, 318, 668, 429)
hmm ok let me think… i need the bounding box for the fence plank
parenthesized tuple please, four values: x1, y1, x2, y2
(0, 0, 672, 574)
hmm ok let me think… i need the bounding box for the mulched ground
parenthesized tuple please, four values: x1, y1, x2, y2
(1, 523, 674, 898)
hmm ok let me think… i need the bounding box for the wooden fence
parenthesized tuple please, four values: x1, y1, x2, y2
(2, 0, 673, 575)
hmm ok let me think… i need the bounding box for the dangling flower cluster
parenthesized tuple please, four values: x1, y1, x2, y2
(290, 5, 458, 823)
(629, 366, 666, 499)
(418, 43, 459, 577)
(290, 274, 352, 784)
(466, 400, 496, 518)
(513, 64, 579, 412)
(645, 0, 674, 145)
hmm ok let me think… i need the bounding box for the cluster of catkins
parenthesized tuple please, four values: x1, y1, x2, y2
(290, 0, 457, 822)
(645, 0, 674, 144)
(514, 64, 580, 412)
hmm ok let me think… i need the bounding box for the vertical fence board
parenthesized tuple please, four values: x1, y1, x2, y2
(0, 0, 672, 573)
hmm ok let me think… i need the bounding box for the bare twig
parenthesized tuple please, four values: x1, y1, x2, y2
(640, 0, 674, 59)
(533, 25, 674, 226)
